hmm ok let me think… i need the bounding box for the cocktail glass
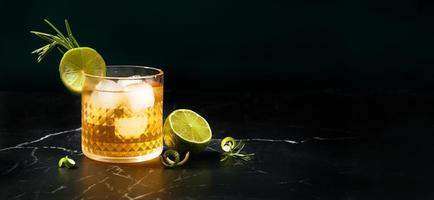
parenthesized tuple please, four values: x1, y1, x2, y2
(81, 66, 163, 163)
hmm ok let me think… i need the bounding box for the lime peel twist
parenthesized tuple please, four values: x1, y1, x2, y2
(220, 137, 255, 162)
(160, 150, 190, 168)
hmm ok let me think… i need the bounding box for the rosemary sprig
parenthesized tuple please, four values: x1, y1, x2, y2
(220, 137, 255, 162)
(30, 19, 80, 62)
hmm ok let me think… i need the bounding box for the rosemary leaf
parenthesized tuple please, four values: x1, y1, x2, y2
(30, 19, 81, 62)
(57, 47, 65, 54)
(31, 44, 49, 54)
(30, 31, 56, 43)
(65, 19, 80, 47)
(234, 143, 245, 154)
(39, 41, 57, 62)
(220, 137, 254, 163)
(44, 19, 67, 42)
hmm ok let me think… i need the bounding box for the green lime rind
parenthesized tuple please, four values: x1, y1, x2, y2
(160, 150, 190, 168)
(177, 151, 190, 166)
(58, 157, 67, 168)
(163, 109, 212, 154)
(221, 137, 236, 152)
(59, 47, 106, 93)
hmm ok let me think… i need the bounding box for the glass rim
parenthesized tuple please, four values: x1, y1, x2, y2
(83, 65, 164, 79)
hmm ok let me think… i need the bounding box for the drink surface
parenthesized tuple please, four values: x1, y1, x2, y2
(81, 79, 163, 162)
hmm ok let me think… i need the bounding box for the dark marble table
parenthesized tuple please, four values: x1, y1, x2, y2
(1, 90, 433, 199)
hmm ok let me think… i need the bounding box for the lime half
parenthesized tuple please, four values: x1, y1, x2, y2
(163, 109, 212, 153)
(59, 47, 106, 93)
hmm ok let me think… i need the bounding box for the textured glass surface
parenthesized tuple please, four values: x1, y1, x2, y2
(81, 66, 163, 163)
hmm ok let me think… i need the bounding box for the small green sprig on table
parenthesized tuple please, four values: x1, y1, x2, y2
(220, 137, 255, 162)
(58, 156, 76, 169)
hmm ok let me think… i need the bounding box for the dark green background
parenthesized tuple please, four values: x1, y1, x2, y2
(1, 0, 434, 91)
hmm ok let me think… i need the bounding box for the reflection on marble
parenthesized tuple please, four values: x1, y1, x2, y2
(0, 126, 356, 200)
(7, 91, 421, 199)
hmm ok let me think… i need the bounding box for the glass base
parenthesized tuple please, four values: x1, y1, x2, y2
(82, 146, 163, 163)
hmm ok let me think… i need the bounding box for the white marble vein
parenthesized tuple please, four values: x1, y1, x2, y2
(247, 169, 269, 174)
(49, 185, 67, 194)
(127, 172, 151, 192)
(72, 177, 110, 200)
(311, 136, 357, 141)
(239, 138, 299, 144)
(173, 170, 205, 183)
(40, 146, 80, 154)
(126, 185, 179, 200)
(2, 162, 19, 175)
(0, 127, 81, 152)
(107, 165, 133, 180)
(238, 136, 357, 144)
(104, 182, 115, 191)
(0, 126, 358, 199)
(10, 192, 26, 200)
(28, 147, 38, 166)
(76, 175, 95, 183)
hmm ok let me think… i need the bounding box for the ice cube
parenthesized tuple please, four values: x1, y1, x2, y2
(115, 117, 148, 139)
(123, 82, 155, 112)
(117, 75, 143, 87)
(95, 80, 123, 91)
(89, 80, 124, 108)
